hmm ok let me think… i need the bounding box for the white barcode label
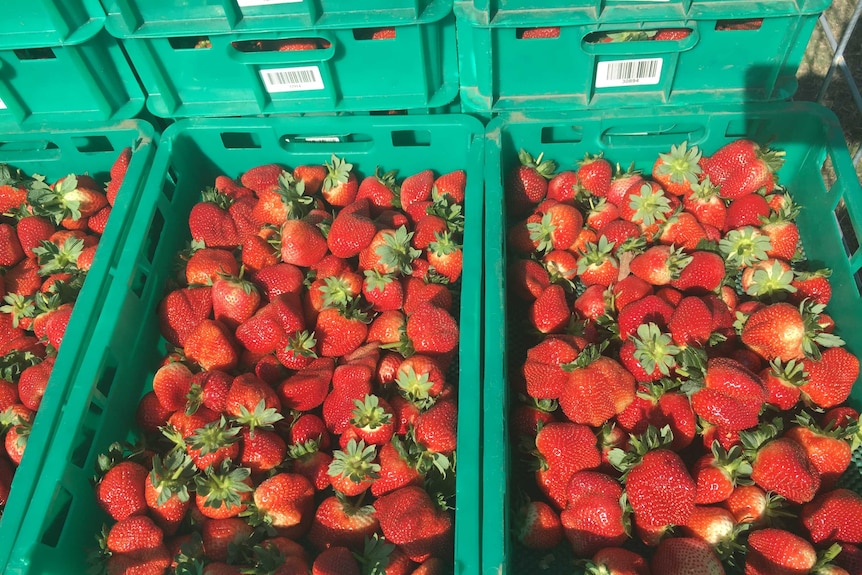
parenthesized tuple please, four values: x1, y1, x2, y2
(595, 58, 663, 88)
(260, 66, 325, 92)
(0, 97, 6, 110)
(238, 0, 302, 7)
(303, 136, 341, 143)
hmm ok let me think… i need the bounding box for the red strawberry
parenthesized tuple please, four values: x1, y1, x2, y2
(630, 245, 693, 286)
(577, 153, 612, 197)
(157, 287, 212, 347)
(652, 142, 703, 196)
(280, 219, 328, 267)
(106, 515, 164, 554)
(0, 223, 24, 267)
(546, 170, 579, 203)
(328, 438, 379, 496)
(278, 357, 334, 412)
(513, 498, 563, 550)
(684, 178, 727, 230)
(16, 215, 55, 259)
(589, 547, 650, 575)
(802, 489, 862, 545)
(693, 443, 752, 504)
(651, 537, 725, 575)
(529, 284, 570, 334)
(785, 412, 853, 488)
(312, 546, 361, 575)
(145, 453, 194, 535)
(433, 169, 466, 204)
(252, 472, 315, 529)
(725, 193, 770, 230)
(400, 169, 434, 212)
(801, 347, 860, 409)
(374, 485, 453, 563)
(307, 494, 379, 552)
(185, 248, 239, 286)
(241, 164, 284, 194)
(520, 27, 560, 38)
(704, 140, 784, 199)
(415, 399, 457, 456)
(328, 198, 376, 258)
(315, 307, 368, 358)
(356, 167, 399, 213)
(426, 232, 463, 283)
(95, 460, 149, 521)
(293, 164, 326, 195)
(789, 269, 832, 306)
(745, 528, 817, 575)
(406, 303, 459, 356)
(152, 362, 195, 412)
(321, 155, 358, 207)
(507, 150, 556, 214)
(561, 492, 627, 557)
(577, 237, 619, 287)
(16, 356, 53, 412)
(745, 429, 820, 504)
(533, 421, 601, 509)
(183, 320, 238, 371)
(617, 295, 674, 339)
(200, 517, 254, 563)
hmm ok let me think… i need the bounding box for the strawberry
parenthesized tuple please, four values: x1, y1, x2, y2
(360, 227, 421, 276)
(801, 347, 860, 409)
(0, 175, 28, 213)
(185, 248, 239, 286)
(291, 164, 326, 196)
(588, 547, 650, 575)
(546, 170, 579, 203)
(744, 426, 821, 504)
(307, 493, 379, 552)
(415, 399, 457, 456)
(200, 517, 254, 563)
(785, 412, 853, 489)
(277, 356, 334, 412)
(745, 528, 817, 575)
(801, 489, 862, 545)
(15, 215, 55, 259)
(577, 153, 612, 197)
(606, 166, 644, 207)
(327, 198, 376, 259)
(95, 459, 149, 521)
(681, 505, 737, 549)
(349, 394, 394, 447)
(725, 193, 770, 230)
(251, 472, 315, 529)
(328, 438, 379, 496)
(320, 155, 358, 207)
(0, 223, 24, 267)
(374, 485, 453, 563)
(106, 515, 164, 554)
(406, 302, 458, 356)
(152, 362, 195, 411)
(426, 232, 463, 283)
(529, 284, 570, 334)
(561, 492, 627, 557)
(577, 237, 619, 287)
(652, 142, 702, 196)
(239, 426, 286, 475)
(241, 164, 284, 194)
(704, 140, 784, 199)
(532, 421, 601, 509)
(789, 269, 832, 306)
(183, 320, 238, 371)
(312, 546, 360, 575)
(513, 498, 562, 550)
(184, 416, 242, 471)
(145, 452, 194, 535)
(630, 245, 693, 286)
(157, 287, 212, 347)
(692, 443, 752, 504)
(507, 150, 556, 214)
(600, 219, 640, 248)
(280, 218, 328, 267)
(617, 295, 675, 339)
(691, 357, 767, 431)
(651, 537, 725, 575)
(194, 459, 252, 519)
(668, 296, 714, 346)
(520, 27, 560, 38)
(400, 169, 434, 213)
(684, 177, 727, 230)
(315, 306, 368, 358)
(723, 484, 785, 526)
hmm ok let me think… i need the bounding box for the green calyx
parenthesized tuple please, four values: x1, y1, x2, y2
(150, 451, 196, 507)
(323, 154, 354, 192)
(719, 226, 772, 268)
(276, 170, 314, 220)
(629, 183, 672, 226)
(284, 330, 318, 359)
(234, 399, 284, 438)
(0, 293, 35, 329)
(33, 238, 85, 276)
(561, 341, 610, 372)
(768, 358, 808, 387)
(526, 212, 556, 255)
(354, 534, 396, 575)
(351, 394, 392, 431)
(200, 186, 234, 210)
(188, 416, 242, 455)
(631, 323, 680, 376)
(194, 459, 252, 511)
(607, 424, 674, 478)
(576, 236, 616, 273)
(395, 365, 437, 410)
(0, 350, 41, 384)
(27, 174, 79, 224)
(745, 260, 797, 298)
(363, 269, 394, 295)
(800, 300, 845, 360)
(739, 418, 783, 459)
(375, 225, 421, 275)
(319, 275, 357, 310)
(688, 176, 721, 200)
(428, 230, 461, 258)
(328, 439, 380, 483)
(518, 149, 557, 178)
(655, 141, 703, 185)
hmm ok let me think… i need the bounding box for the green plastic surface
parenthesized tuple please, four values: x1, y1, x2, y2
(0, 29, 145, 130)
(0, 0, 104, 50)
(0, 121, 156, 574)
(103, 0, 452, 37)
(455, 0, 831, 26)
(456, 6, 827, 114)
(7, 115, 484, 575)
(123, 14, 458, 118)
(483, 102, 862, 575)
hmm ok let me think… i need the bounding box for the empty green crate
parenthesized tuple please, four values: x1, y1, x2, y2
(102, 0, 451, 36)
(455, 0, 830, 26)
(0, 121, 156, 574)
(456, 1, 828, 114)
(0, 0, 104, 50)
(483, 102, 862, 574)
(0, 29, 145, 130)
(6, 115, 484, 575)
(122, 15, 458, 118)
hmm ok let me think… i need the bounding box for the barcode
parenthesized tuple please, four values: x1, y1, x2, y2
(238, 0, 302, 7)
(595, 58, 663, 88)
(260, 66, 325, 93)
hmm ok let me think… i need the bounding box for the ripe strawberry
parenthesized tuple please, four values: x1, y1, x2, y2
(183, 320, 238, 371)
(801, 347, 860, 409)
(600, 219, 640, 248)
(744, 427, 820, 504)
(588, 547, 650, 575)
(95, 460, 149, 521)
(194, 460, 252, 519)
(785, 412, 853, 488)
(280, 219, 328, 267)
(532, 421, 601, 509)
(684, 177, 727, 230)
(426, 232, 463, 283)
(328, 198, 376, 259)
(704, 140, 784, 199)
(321, 155, 358, 207)
(315, 306, 368, 358)
(546, 170, 579, 203)
(577, 237, 619, 287)
(106, 515, 164, 554)
(307, 493, 379, 552)
(145, 452, 194, 535)
(0, 178, 27, 213)
(802, 489, 862, 545)
(312, 546, 360, 575)
(681, 505, 737, 548)
(529, 284, 570, 334)
(630, 245, 693, 286)
(652, 142, 702, 196)
(691, 357, 767, 432)
(400, 169, 434, 213)
(294, 164, 327, 195)
(651, 537, 725, 575)
(355, 167, 398, 214)
(745, 528, 817, 575)
(185, 248, 239, 286)
(251, 472, 315, 529)
(0, 223, 24, 267)
(278, 357, 334, 412)
(507, 150, 556, 214)
(374, 485, 453, 563)
(152, 362, 195, 411)
(433, 169, 466, 204)
(561, 492, 627, 557)
(16, 215, 55, 259)
(693, 443, 752, 504)
(328, 439, 379, 496)
(4, 257, 41, 296)
(157, 287, 212, 347)
(668, 296, 714, 346)
(577, 153, 612, 198)
(241, 164, 284, 194)
(725, 193, 770, 230)
(789, 269, 832, 306)
(406, 302, 459, 356)
(617, 295, 674, 339)
(606, 167, 644, 207)
(239, 426, 286, 475)
(724, 484, 785, 526)
(415, 399, 457, 456)
(200, 517, 254, 563)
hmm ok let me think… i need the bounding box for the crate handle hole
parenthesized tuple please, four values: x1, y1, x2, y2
(168, 36, 212, 50)
(835, 198, 860, 259)
(391, 130, 431, 147)
(353, 28, 397, 41)
(39, 485, 73, 548)
(584, 29, 691, 44)
(715, 19, 763, 32)
(71, 135, 115, 154)
(220, 132, 262, 149)
(601, 123, 706, 148)
(13, 47, 56, 60)
(541, 126, 583, 144)
(231, 38, 331, 53)
(517, 27, 561, 40)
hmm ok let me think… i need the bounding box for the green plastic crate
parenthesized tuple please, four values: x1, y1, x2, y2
(6, 115, 484, 575)
(0, 29, 145, 130)
(122, 13, 458, 118)
(456, 0, 830, 26)
(483, 102, 862, 574)
(0, 0, 104, 50)
(102, 0, 451, 37)
(456, 1, 829, 114)
(0, 121, 156, 574)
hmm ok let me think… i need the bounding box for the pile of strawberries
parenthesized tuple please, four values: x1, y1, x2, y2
(506, 140, 862, 574)
(0, 149, 131, 513)
(91, 157, 466, 574)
